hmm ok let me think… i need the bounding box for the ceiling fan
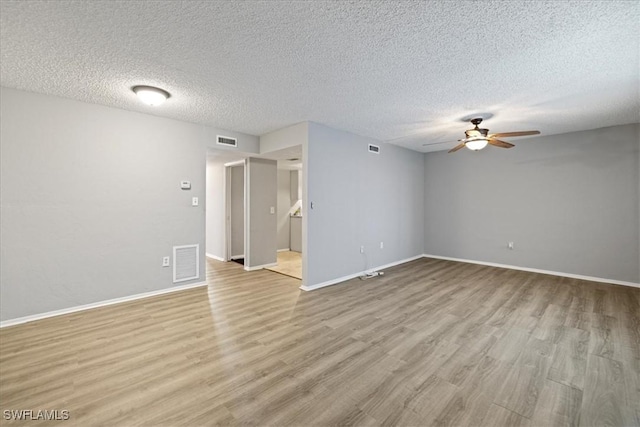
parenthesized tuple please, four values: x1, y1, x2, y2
(423, 118, 540, 153)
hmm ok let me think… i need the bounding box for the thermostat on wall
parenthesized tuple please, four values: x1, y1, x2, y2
(181, 181, 191, 190)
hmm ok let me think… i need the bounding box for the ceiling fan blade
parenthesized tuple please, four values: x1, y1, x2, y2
(489, 130, 540, 138)
(448, 143, 466, 153)
(488, 139, 515, 149)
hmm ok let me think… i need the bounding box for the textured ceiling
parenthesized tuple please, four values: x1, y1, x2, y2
(1, 1, 638, 152)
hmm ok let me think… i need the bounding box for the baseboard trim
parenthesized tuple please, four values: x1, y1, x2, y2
(277, 248, 290, 252)
(244, 262, 278, 271)
(0, 281, 208, 329)
(206, 253, 225, 262)
(422, 254, 640, 289)
(230, 255, 245, 260)
(300, 254, 424, 291)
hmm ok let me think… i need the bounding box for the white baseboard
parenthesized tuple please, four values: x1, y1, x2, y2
(0, 281, 208, 328)
(300, 254, 424, 291)
(206, 253, 225, 262)
(244, 262, 278, 271)
(423, 254, 640, 289)
(277, 248, 290, 252)
(230, 255, 244, 260)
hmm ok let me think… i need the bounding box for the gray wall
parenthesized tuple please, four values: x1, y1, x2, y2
(246, 158, 277, 268)
(277, 169, 292, 250)
(230, 165, 245, 258)
(3, 86, 635, 323)
(306, 122, 425, 286)
(424, 123, 640, 284)
(291, 170, 302, 205)
(205, 128, 260, 154)
(205, 158, 225, 259)
(0, 87, 258, 321)
(260, 122, 308, 154)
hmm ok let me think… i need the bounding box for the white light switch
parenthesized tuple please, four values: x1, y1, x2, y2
(192, 197, 199, 206)
(270, 206, 275, 214)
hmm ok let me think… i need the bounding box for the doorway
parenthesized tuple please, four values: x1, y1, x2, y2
(205, 144, 303, 282)
(225, 161, 245, 264)
(264, 148, 303, 280)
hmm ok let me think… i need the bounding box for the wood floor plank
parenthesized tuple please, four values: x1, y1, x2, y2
(356, 370, 421, 425)
(280, 385, 378, 427)
(531, 379, 582, 427)
(487, 327, 530, 364)
(532, 303, 570, 342)
(404, 374, 460, 423)
(493, 343, 552, 418)
(433, 355, 509, 426)
(548, 343, 588, 391)
(482, 403, 532, 427)
(589, 313, 630, 362)
(1, 257, 638, 426)
(580, 354, 636, 427)
(435, 344, 486, 386)
(265, 250, 302, 279)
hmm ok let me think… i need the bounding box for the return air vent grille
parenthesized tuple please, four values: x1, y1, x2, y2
(368, 144, 380, 154)
(217, 135, 238, 147)
(173, 244, 199, 283)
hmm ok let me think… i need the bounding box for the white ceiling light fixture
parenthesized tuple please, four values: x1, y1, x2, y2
(132, 85, 170, 106)
(465, 138, 489, 151)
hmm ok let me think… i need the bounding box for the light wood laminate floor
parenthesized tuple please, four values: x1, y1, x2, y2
(265, 250, 302, 279)
(1, 258, 638, 426)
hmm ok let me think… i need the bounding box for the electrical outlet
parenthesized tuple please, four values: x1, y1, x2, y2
(360, 245, 365, 254)
(162, 256, 170, 267)
(508, 241, 514, 250)
(380, 241, 384, 249)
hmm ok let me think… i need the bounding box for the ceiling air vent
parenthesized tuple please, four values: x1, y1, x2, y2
(217, 135, 238, 147)
(368, 144, 380, 154)
(173, 244, 199, 283)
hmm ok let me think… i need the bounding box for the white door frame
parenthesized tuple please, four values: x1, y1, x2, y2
(224, 160, 247, 262)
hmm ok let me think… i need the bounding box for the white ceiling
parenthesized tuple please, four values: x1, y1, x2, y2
(206, 145, 302, 170)
(206, 150, 247, 165)
(261, 146, 303, 171)
(1, 1, 638, 152)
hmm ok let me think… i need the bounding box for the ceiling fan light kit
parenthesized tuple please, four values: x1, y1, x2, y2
(445, 117, 540, 154)
(465, 138, 489, 151)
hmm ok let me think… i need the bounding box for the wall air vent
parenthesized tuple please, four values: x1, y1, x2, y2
(217, 135, 238, 147)
(173, 244, 199, 283)
(368, 144, 380, 154)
